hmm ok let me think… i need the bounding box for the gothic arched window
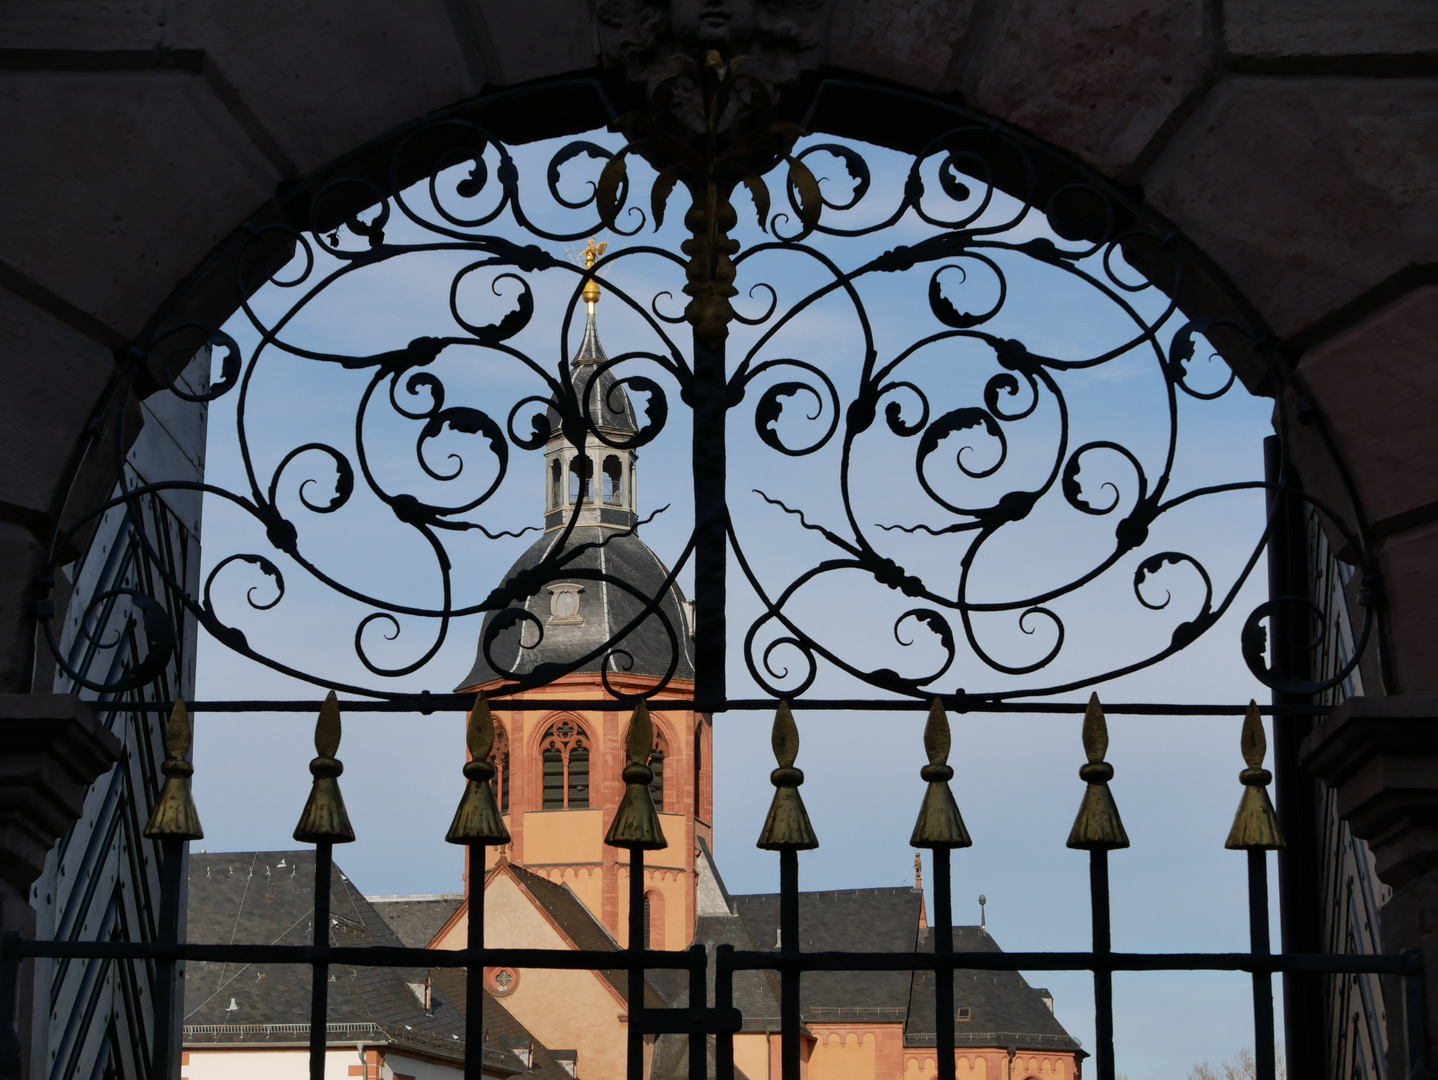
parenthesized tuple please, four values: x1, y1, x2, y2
(490, 723, 510, 815)
(602, 455, 623, 505)
(539, 719, 590, 810)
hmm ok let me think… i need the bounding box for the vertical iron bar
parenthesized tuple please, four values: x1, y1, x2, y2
(933, 849, 956, 1080)
(716, 944, 735, 1080)
(1264, 435, 1325, 1079)
(310, 841, 332, 1080)
(628, 850, 645, 1080)
(1248, 850, 1276, 1080)
(1404, 949, 1429, 1080)
(151, 836, 183, 1079)
(691, 335, 726, 708)
(689, 943, 707, 1080)
(780, 848, 799, 1080)
(466, 843, 485, 1080)
(0, 932, 21, 1080)
(1090, 849, 1114, 1080)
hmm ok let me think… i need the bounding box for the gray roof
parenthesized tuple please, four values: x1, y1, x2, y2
(182, 851, 471, 1062)
(906, 926, 1082, 1053)
(457, 526, 694, 690)
(545, 310, 638, 437)
(731, 887, 923, 1021)
(369, 894, 464, 949)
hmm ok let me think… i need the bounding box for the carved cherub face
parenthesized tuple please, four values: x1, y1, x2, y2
(669, 0, 758, 54)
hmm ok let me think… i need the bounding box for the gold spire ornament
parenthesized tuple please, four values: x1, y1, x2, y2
(1225, 700, 1286, 850)
(144, 697, 204, 840)
(1066, 694, 1130, 850)
(293, 691, 356, 844)
(757, 701, 819, 851)
(605, 701, 668, 850)
(910, 698, 973, 848)
(446, 693, 512, 846)
(581, 237, 608, 309)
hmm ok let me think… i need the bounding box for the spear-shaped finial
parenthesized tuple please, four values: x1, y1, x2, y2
(1066, 694, 1129, 850)
(757, 701, 819, 850)
(447, 693, 512, 846)
(910, 699, 972, 848)
(1225, 701, 1285, 850)
(605, 701, 668, 850)
(293, 691, 355, 844)
(144, 697, 204, 840)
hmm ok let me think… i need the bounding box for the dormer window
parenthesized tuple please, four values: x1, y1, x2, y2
(547, 584, 584, 626)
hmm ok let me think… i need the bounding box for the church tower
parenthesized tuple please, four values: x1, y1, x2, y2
(454, 242, 711, 950)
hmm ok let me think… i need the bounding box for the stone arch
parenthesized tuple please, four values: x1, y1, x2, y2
(4, 10, 1437, 1079)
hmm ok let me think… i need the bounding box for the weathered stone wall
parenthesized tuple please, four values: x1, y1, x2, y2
(0, 0, 1435, 1071)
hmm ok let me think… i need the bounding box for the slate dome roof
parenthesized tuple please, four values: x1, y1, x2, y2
(456, 525, 695, 690)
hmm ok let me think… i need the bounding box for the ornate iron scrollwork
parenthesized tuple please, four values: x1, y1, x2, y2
(37, 74, 1377, 705)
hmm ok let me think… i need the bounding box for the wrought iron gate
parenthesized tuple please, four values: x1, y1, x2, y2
(1, 69, 1420, 1080)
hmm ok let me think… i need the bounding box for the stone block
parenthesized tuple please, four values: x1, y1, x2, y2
(168, 1, 479, 176)
(1377, 521, 1438, 697)
(1297, 286, 1438, 536)
(0, 287, 115, 518)
(0, 70, 277, 341)
(0, 695, 120, 891)
(961, 0, 1210, 177)
(469, 0, 595, 86)
(1145, 76, 1438, 340)
(0, 1, 169, 50)
(1225, 0, 1438, 63)
(827, 0, 974, 91)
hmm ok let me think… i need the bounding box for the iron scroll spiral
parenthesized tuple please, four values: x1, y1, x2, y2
(36, 80, 1378, 704)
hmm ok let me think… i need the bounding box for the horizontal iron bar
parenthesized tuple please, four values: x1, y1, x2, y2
(11, 941, 699, 970)
(100, 698, 1333, 717)
(11, 939, 1411, 976)
(719, 950, 1419, 976)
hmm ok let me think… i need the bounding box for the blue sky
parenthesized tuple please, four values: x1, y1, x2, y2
(190, 126, 1279, 1077)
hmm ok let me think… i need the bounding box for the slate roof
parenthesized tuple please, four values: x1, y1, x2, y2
(544, 309, 639, 436)
(731, 887, 923, 1022)
(182, 851, 472, 1064)
(370, 893, 465, 948)
(505, 862, 670, 1008)
(906, 926, 1082, 1053)
(456, 526, 695, 689)
(430, 970, 576, 1080)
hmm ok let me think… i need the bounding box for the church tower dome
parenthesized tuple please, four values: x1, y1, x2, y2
(453, 240, 709, 951)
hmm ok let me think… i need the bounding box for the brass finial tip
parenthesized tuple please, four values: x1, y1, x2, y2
(1240, 700, 1266, 770)
(627, 701, 654, 766)
(923, 698, 950, 768)
(468, 692, 495, 763)
(772, 700, 799, 768)
(1081, 693, 1108, 765)
(165, 696, 192, 760)
(316, 690, 341, 758)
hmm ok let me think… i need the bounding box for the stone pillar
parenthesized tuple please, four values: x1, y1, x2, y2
(0, 695, 121, 1080)
(1300, 696, 1438, 1079)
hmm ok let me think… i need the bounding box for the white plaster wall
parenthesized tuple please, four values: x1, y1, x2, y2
(382, 1049, 466, 1079)
(183, 1046, 366, 1079)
